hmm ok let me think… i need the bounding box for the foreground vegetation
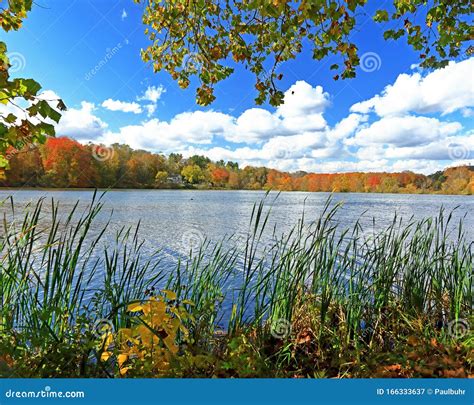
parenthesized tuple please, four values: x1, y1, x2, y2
(1, 136, 473, 195)
(0, 193, 472, 378)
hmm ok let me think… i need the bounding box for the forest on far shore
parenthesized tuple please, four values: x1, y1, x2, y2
(1, 137, 473, 195)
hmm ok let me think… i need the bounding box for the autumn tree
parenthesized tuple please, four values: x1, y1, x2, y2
(40, 137, 97, 188)
(442, 166, 472, 194)
(138, 0, 472, 106)
(181, 164, 206, 184)
(210, 165, 230, 187)
(2, 135, 471, 195)
(155, 170, 169, 186)
(2, 145, 43, 185)
(241, 166, 267, 190)
(227, 171, 241, 189)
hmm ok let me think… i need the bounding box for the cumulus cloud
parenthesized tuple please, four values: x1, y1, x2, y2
(101, 111, 235, 151)
(56, 101, 108, 140)
(55, 72, 473, 175)
(102, 99, 142, 114)
(138, 85, 166, 103)
(136, 85, 166, 116)
(98, 81, 333, 148)
(350, 58, 474, 117)
(277, 81, 329, 132)
(99, 86, 166, 117)
(347, 115, 463, 147)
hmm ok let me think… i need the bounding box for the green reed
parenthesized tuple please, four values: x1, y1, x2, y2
(1, 192, 472, 355)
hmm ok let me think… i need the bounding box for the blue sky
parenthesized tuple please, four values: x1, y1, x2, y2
(2, 0, 473, 174)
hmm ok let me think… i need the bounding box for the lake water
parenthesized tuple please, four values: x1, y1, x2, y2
(1, 189, 473, 258)
(2, 189, 472, 325)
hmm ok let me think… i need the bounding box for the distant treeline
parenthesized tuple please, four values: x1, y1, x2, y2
(1, 137, 473, 194)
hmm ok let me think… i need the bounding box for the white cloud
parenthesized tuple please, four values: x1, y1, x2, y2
(347, 115, 462, 147)
(229, 108, 282, 143)
(98, 81, 333, 148)
(136, 85, 166, 117)
(0, 90, 62, 125)
(277, 81, 329, 118)
(102, 98, 142, 114)
(56, 74, 473, 175)
(101, 111, 235, 151)
(277, 81, 329, 132)
(138, 85, 166, 103)
(144, 104, 157, 116)
(328, 113, 367, 140)
(350, 58, 474, 117)
(56, 101, 108, 140)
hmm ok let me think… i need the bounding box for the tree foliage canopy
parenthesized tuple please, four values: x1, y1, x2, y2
(138, 0, 473, 106)
(0, 0, 65, 168)
(3, 136, 473, 194)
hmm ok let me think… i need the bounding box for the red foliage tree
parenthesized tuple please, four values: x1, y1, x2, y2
(41, 137, 97, 187)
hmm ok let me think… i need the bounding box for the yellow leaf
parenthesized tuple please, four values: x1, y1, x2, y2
(120, 366, 131, 376)
(162, 290, 177, 300)
(119, 328, 132, 339)
(100, 351, 112, 362)
(118, 354, 128, 368)
(99, 332, 113, 349)
(127, 302, 143, 312)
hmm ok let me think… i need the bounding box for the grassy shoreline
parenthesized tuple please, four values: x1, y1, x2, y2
(1, 192, 472, 378)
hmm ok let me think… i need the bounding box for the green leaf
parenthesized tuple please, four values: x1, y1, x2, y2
(373, 10, 389, 22)
(22, 79, 41, 96)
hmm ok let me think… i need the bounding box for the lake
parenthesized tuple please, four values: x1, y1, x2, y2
(2, 189, 473, 325)
(1, 189, 473, 258)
